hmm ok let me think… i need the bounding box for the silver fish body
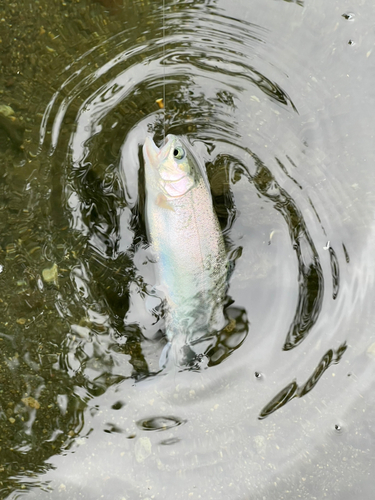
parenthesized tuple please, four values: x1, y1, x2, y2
(143, 135, 227, 365)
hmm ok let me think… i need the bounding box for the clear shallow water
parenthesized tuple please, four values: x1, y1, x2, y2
(1, 0, 375, 498)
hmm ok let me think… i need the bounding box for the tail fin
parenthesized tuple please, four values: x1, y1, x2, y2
(159, 336, 212, 370)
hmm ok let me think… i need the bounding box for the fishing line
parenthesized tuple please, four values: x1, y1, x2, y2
(162, 0, 166, 140)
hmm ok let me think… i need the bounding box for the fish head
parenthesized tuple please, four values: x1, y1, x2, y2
(143, 135, 199, 198)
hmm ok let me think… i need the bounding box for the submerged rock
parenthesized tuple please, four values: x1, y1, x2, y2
(42, 263, 59, 287)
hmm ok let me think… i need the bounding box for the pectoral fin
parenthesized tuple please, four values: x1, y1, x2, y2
(156, 192, 175, 211)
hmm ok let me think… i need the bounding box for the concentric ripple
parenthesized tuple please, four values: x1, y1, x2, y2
(38, 2, 329, 376)
(35, 0, 365, 412)
(9, 0, 374, 498)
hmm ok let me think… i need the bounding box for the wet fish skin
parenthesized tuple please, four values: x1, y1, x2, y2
(143, 134, 227, 366)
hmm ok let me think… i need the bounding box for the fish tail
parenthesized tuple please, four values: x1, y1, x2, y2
(159, 337, 206, 370)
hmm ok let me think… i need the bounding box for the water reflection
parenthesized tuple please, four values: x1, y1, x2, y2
(1, 0, 374, 498)
(259, 341, 347, 419)
(249, 155, 325, 350)
(43, 3, 267, 377)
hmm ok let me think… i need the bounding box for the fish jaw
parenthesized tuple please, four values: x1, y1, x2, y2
(143, 135, 173, 169)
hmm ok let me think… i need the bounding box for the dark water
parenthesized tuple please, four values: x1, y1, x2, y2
(1, 0, 375, 498)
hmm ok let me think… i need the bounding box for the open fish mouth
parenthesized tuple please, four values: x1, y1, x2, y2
(143, 136, 171, 166)
(144, 135, 190, 183)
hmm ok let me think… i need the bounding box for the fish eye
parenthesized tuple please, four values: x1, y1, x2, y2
(173, 146, 185, 160)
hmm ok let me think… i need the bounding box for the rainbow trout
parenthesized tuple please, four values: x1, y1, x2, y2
(143, 135, 227, 367)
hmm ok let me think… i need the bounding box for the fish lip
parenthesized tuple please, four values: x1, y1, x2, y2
(143, 136, 160, 167)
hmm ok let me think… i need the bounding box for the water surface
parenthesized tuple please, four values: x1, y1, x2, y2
(1, 0, 375, 499)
